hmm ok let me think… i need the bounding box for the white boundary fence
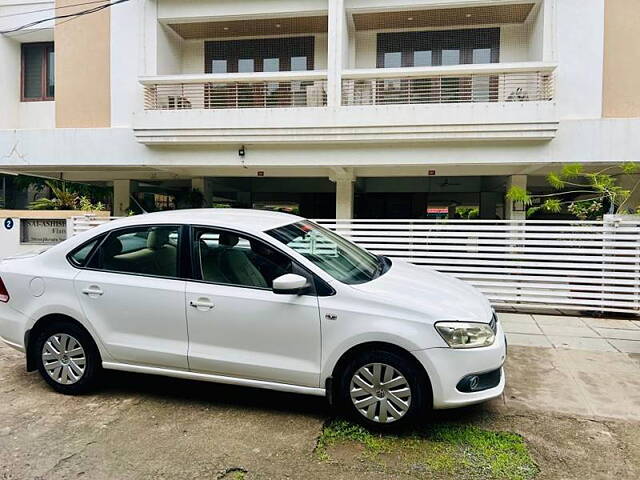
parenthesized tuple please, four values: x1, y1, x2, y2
(71, 215, 640, 315)
(69, 215, 120, 238)
(317, 218, 640, 316)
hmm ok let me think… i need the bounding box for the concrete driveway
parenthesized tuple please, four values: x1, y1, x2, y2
(1, 331, 639, 479)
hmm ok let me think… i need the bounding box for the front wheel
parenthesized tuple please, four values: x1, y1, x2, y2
(35, 321, 102, 395)
(337, 349, 429, 429)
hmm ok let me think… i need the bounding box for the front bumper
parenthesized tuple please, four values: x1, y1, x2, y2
(414, 321, 507, 409)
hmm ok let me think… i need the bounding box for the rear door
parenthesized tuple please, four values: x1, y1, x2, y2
(74, 225, 189, 369)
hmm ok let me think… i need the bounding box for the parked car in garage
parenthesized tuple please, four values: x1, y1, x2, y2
(0, 209, 505, 428)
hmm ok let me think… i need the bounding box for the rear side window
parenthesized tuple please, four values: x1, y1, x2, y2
(91, 225, 181, 278)
(68, 236, 103, 267)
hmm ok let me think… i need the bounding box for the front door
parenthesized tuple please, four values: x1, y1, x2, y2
(185, 228, 321, 387)
(74, 225, 188, 369)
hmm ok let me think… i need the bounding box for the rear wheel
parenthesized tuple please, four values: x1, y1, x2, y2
(337, 349, 429, 430)
(34, 321, 102, 394)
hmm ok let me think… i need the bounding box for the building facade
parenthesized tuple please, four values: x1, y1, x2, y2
(1, 0, 639, 218)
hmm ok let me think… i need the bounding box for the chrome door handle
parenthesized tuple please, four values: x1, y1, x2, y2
(82, 286, 103, 297)
(189, 299, 214, 310)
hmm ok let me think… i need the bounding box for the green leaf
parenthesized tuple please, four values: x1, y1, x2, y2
(560, 163, 583, 179)
(547, 172, 565, 189)
(621, 162, 639, 174)
(506, 185, 532, 205)
(542, 199, 562, 213)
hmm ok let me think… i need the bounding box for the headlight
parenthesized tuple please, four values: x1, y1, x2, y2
(435, 322, 495, 349)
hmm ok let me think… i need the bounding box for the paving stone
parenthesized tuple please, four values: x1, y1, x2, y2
(608, 339, 640, 354)
(594, 328, 640, 341)
(547, 336, 616, 352)
(502, 322, 543, 335)
(581, 317, 640, 330)
(539, 325, 600, 338)
(506, 333, 553, 348)
(533, 315, 587, 327)
(498, 313, 536, 324)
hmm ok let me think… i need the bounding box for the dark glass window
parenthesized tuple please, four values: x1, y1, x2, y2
(377, 28, 500, 68)
(194, 228, 292, 289)
(22, 42, 54, 101)
(205, 36, 314, 73)
(92, 226, 181, 278)
(68, 236, 103, 267)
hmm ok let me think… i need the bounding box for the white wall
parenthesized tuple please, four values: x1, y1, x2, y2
(0, 36, 20, 129)
(18, 102, 55, 129)
(554, 0, 604, 119)
(157, 23, 183, 75)
(110, 0, 144, 127)
(158, 0, 327, 21)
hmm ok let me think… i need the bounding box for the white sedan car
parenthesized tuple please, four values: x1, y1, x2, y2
(0, 209, 505, 428)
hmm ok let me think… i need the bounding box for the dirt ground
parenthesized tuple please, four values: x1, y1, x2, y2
(0, 342, 638, 480)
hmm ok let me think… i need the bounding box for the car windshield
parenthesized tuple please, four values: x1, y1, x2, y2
(267, 221, 386, 284)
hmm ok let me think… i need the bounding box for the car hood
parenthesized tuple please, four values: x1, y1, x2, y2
(350, 259, 493, 323)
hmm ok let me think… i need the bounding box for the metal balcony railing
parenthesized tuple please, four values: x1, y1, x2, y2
(341, 63, 556, 106)
(141, 72, 328, 110)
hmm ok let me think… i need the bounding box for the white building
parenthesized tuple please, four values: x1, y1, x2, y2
(1, 0, 639, 218)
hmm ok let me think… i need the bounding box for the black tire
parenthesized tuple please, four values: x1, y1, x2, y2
(34, 320, 102, 395)
(337, 349, 430, 430)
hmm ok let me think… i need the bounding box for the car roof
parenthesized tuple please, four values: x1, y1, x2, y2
(104, 209, 304, 233)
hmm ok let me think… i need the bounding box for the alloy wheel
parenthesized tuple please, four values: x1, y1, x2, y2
(349, 362, 412, 424)
(41, 333, 86, 385)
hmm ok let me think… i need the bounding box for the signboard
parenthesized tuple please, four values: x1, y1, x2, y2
(3, 218, 13, 230)
(20, 219, 67, 245)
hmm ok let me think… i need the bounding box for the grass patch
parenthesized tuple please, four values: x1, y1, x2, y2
(315, 419, 538, 480)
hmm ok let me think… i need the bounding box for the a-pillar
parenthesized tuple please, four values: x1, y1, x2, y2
(505, 174, 528, 220)
(330, 168, 355, 219)
(191, 177, 212, 208)
(113, 180, 133, 217)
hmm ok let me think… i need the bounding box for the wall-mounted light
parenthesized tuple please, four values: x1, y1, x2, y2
(407, 17, 414, 21)
(238, 145, 246, 157)
(275, 23, 281, 28)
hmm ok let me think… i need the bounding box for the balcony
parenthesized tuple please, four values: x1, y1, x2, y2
(141, 71, 328, 111)
(342, 63, 554, 106)
(135, 0, 558, 145)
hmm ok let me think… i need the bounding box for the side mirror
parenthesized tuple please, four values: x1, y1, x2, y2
(273, 273, 310, 295)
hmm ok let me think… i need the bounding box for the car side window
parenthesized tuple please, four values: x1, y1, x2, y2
(194, 228, 293, 289)
(68, 235, 104, 267)
(91, 225, 181, 278)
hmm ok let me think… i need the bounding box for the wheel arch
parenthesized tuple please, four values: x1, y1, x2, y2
(25, 313, 100, 372)
(326, 341, 433, 407)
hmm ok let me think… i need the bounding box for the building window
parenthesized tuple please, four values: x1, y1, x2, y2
(204, 37, 314, 73)
(21, 42, 54, 101)
(376, 29, 499, 68)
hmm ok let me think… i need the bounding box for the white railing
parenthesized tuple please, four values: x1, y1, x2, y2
(140, 71, 328, 110)
(70, 215, 640, 315)
(316, 218, 640, 316)
(342, 63, 556, 106)
(70, 215, 119, 237)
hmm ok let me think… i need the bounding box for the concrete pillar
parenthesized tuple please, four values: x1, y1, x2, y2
(327, 0, 346, 107)
(330, 168, 355, 219)
(191, 177, 212, 208)
(505, 174, 528, 220)
(113, 180, 133, 216)
(335, 178, 354, 219)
